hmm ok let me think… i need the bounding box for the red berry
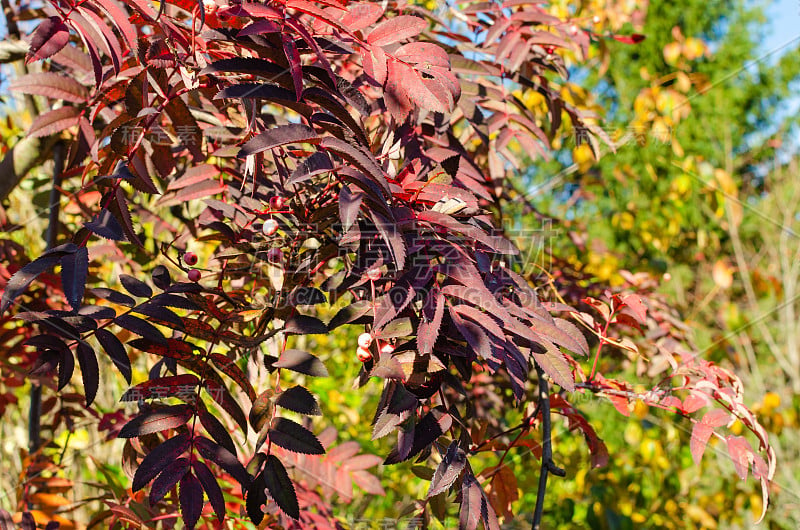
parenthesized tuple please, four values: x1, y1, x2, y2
(358, 333, 373, 349)
(356, 346, 372, 362)
(366, 267, 381, 281)
(267, 247, 283, 264)
(270, 196, 286, 209)
(188, 269, 201, 282)
(184, 252, 198, 266)
(263, 219, 279, 236)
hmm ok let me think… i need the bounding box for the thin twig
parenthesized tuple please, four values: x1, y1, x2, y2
(532, 365, 565, 530)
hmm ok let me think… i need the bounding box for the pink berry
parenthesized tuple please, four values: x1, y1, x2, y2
(188, 269, 201, 282)
(358, 333, 373, 349)
(380, 342, 394, 355)
(263, 219, 279, 236)
(569, 24, 579, 36)
(184, 252, 198, 266)
(267, 247, 283, 264)
(366, 267, 381, 281)
(356, 346, 372, 362)
(593, 15, 601, 23)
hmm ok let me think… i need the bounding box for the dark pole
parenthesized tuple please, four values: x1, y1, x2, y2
(28, 142, 64, 455)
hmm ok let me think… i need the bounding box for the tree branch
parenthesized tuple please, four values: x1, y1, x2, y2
(532, 366, 565, 530)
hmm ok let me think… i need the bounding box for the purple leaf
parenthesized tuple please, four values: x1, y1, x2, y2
(95, 328, 132, 383)
(149, 457, 190, 505)
(1, 243, 77, 314)
(120, 274, 152, 298)
(245, 473, 268, 525)
(272, 349, 328, 377)
(57, 347, 75, 390)
(338, 184, 362, 232)
(76, 341, 99, 405)
(91, 287, 136, 307)
(85, 208, 125, 241)
(238, 124, 320, 157)
(131, 432, 191, 491)
(195, 436, 250, 486)
(198, 405, 237, 456)
(288, 151, 333, 186)
(428, 440, 466, 497)
(61, 247, 88, 312)
(115, 314, 166, 344)
(262, 455, 300, 519)
(283, 314, 328, 335)
(192, 460, 226, 522)
(268, 417, 325, 455)
(275, 386, 321, 416)
(118, 404, 193, 438)
(179, 471, 204, 530)
(27, 16, 70, 63)
(9, 72, 88, 103)
(281, 32, 303, 100)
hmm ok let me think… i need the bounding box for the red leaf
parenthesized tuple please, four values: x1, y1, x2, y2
(395, 42, 450, 68)
(690, 422, 713, 466)
(726, 435, 754, 480)
(340, 2, 384, 32)
(10, 72, 88, 103)
(532, 347, 575, 392)
(362, 44, 387, 85)
(612, 33, 646, 44)
(367, 15, 426, 46)
(32, 104, 81, 140)
(118, 404, 193, 438)
(281, 32, 303, 101)
(27, 16, 70, 63)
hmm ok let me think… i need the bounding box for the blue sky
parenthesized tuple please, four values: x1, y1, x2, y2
(763, 0, 800, 53)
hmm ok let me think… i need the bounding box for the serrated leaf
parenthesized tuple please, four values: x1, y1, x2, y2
(195, 436, 250, 486)
(76, 341, 99, 405)
(149, 457, 189, 505)
(269, 417, 325, 455)
(273, 349, 328, 377)
(532, 346, 575, 392)
(9, 72, 88, 103)
(275, 386, 321, 416)
(29, 106, 81, 138)
(91, 287, 136, 307)
(60, 247, 88, 312)
(192, 460, 226, 522)
(262, 455, 300, 519)
(690, 422, 713, 466)
(367, 15, 426, 46)
(245, 472, 268, 525)
(238, 124, 320, 157)
(210, 352, 256, 402)
(118, 404, 193, 438)
(288, 151, 333, 185)
(115, 314, 166, 344)
(120, 274, 152, 298)
(85, 208, 125, 241)
(27, 16, 71, 63)
(179, 471, 203, 529)
(95, 328, 132, 383)
(120, 374, 199, 402)
(198, 405, 237, 456)
(283, 314, 328, 335)
(1, 243, 77, 315)
(338, 184, 362, 232)
(131, 432, 191, 491)
(428, 441, 466, 497)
